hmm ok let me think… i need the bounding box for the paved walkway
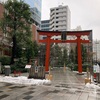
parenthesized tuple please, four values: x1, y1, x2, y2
(0, 67, 100, 100)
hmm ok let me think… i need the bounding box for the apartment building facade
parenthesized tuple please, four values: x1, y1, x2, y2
(50, 5, 71, 31)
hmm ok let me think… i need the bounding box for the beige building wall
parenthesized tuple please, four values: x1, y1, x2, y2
(93, 40, 100, 62)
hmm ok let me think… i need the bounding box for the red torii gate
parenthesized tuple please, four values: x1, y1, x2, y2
(37, 30, 92, 74)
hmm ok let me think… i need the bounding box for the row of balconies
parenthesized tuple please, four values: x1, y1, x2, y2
(50, 15, 67, 19)
(50, 25, 67, 31)
(50, 9, 67, 16)
(50, 17, 67, 25)
(50, 27, 67, 31)
(50, 22, 67, 28)
(50, 10, 67, 15)
(50, 14, 67, 20)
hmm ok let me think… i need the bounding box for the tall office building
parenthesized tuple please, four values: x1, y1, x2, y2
(0, 0, 42, 27)
(50, 5, 71, 31)
(23, 0, 42, 43)
(24, 0, 42, 27)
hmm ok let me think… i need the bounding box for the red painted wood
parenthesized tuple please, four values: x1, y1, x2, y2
(45, 36, 51, 72)
(38, 30, 91, 73)
(38, 30, 91, 36)
(77, 36, 82, 73)
(39, 39, 90, 43)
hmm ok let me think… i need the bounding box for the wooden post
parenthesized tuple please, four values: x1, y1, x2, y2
(77, 36, 82, 73)
(45, 36, 51, 72)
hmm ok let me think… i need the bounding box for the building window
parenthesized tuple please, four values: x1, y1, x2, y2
(56, 17, 58, 19)
(51, 9, 54, 12)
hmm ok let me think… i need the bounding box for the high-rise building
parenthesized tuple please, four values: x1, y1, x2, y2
(49, 5, 71, 49)
(23, 0, 42, 43)
(50, 5, 71, 31)
(41, 20, 50, 31)
(23, 0, 42, 27)
(0, 0, 42, 27)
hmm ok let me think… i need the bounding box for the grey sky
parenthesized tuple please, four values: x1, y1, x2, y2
(42, 0, 100, 40)
(1, 0, 100, 40)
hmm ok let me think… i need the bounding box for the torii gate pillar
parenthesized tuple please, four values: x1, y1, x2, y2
(77, 36, 82, 73)
(45, 36, 51, 72)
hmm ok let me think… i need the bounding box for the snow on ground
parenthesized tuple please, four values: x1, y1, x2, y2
(85, 83, 100, 89)
(73, 71, 87, 74)
(0, 76, 51, 85)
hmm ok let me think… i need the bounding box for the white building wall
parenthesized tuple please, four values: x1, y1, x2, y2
(93, 40, 100, 62)
(50, 5, 71, 31)
(50, 5, 71, 49)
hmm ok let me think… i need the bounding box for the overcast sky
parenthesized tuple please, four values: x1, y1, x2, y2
(42, 0, 100, 40)
(1, 0, 100, 40)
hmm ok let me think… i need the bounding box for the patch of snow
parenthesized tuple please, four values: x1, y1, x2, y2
(0, 76, 51, 85)
(85, 83, 100, 89)
(73, 71, 87, 74)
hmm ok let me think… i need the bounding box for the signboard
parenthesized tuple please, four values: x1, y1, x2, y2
(25, 65, 31, 69)
(93, 64, 100, 73)
(4, 65, 10, 68)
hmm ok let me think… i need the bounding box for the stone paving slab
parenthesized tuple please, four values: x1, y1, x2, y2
(0, 68, 100, 100)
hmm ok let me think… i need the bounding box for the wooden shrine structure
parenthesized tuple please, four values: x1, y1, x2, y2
(37, 30, 92, 74)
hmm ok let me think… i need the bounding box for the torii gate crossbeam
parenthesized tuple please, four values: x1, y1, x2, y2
(38, 30, 92, 74)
